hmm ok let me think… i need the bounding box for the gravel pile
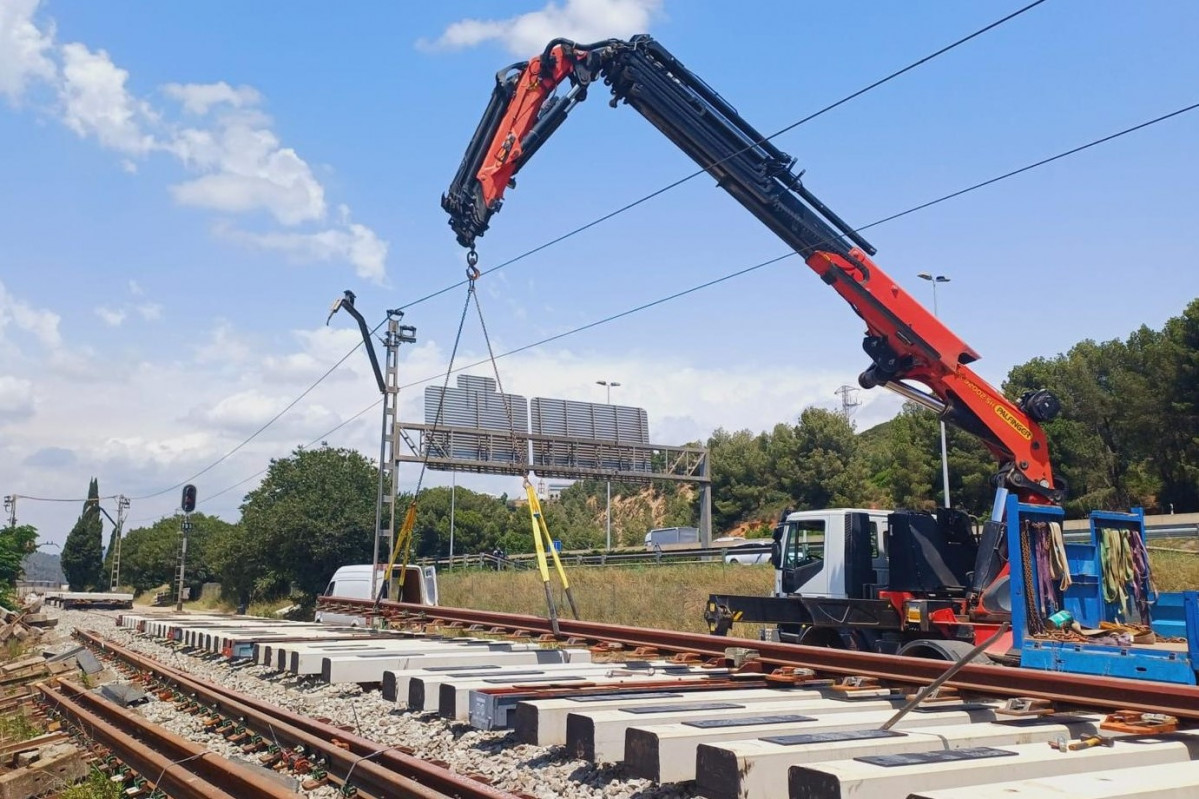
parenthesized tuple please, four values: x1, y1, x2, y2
(52, 609, 698, 799)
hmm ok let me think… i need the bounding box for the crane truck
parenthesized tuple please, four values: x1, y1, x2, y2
(442, 35, 1198, 684)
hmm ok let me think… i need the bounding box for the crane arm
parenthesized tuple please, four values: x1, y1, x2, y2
(442, 35, 1063, 505)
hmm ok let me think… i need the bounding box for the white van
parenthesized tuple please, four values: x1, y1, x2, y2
(644, 526, 701, 550)
(315, 564, 439, 627)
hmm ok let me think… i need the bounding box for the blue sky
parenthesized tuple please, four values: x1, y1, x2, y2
(2, 0, 1197, 545)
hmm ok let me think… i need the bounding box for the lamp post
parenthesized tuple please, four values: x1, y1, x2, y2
(917, 272, 952, 508)
(596, 380, 622, 550)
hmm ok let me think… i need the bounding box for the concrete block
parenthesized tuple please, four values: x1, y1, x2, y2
(627, 704, 1000, 782)
(696, 715, 1111, 799)
(910, 760, 1199, 799)
(788, 733, 1199, 799)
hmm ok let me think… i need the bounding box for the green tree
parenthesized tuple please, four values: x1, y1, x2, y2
(0, 524, 38, 609)
(119, 513, 236, 595)
(238, 446, 376, 606)
(707, 428, 787, 531)
(61, 478, 103, 590)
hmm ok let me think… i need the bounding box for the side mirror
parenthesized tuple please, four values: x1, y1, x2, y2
(770, 540, 782, 569)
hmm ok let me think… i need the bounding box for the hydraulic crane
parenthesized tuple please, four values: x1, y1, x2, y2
(443, 36, 1064, 510)
(441, 37, 1185, 680)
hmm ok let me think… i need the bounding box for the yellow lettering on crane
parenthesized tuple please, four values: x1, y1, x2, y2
(995, 405, 1033, 440)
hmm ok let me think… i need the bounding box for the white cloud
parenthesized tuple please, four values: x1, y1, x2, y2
(163, 81, 260, 115)
(0, 375, 34, 423)
(136, 302, 162, 321)
(59, 42, 157, 155)
(423, 0, 662, 55)
(262, 327, 365, 383)
(169, 114, 327, 225)
(194, 388, 340, 436)
(128, 279, 144, 296)
(217, 219, 388, 283)
(0, 0, 55, 104)
(0, 279, 61, 349)
(94, 306, 127, 326)
(194, 320, 252, 365)
(0, 4, 382, 277)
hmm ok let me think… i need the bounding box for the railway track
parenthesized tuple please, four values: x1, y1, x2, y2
(54, 604, 1199, 798)
(66, 628, 520, 799)
(321, 596, 1199, 721)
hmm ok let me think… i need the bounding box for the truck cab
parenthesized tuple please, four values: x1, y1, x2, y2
(773, 509, 891, 599)
(708, 507, 984, 658)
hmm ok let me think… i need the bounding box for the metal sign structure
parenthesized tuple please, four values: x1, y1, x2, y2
(401, 374, 711, 541)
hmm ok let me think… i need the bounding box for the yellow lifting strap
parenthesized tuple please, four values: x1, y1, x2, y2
(524, 479, 579, 635)
(378, 502, 419, 608)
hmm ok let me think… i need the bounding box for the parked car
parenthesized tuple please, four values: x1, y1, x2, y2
(723, 540, 772, 565)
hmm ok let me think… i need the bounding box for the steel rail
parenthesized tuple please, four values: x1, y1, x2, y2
(324, 597, 1199, 721)
(75, 628, 519, 799)
(37, 680, 246, 799)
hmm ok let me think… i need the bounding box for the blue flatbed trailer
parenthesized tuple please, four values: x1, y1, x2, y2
(1005, 494, 1199, 685)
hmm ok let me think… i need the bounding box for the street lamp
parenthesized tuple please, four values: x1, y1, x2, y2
(916, 273, 951, 508)
(596, 380, 622, 550)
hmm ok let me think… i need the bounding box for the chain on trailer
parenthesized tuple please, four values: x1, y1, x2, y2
(466, 253, 581, 634)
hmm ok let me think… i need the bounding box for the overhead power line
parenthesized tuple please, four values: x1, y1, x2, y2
(111, 11, 1035, 510)
(128, 321, 382, 501)
(394, 0, 1049, 311)
(396, 99, 1199, 392)
(126, 94, 1194, 515)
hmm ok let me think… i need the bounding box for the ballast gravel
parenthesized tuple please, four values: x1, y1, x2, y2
(51, 608, 698, 799)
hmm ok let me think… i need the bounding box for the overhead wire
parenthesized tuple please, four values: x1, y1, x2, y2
(393, 99, 1199, 393)
(79, 2, 1050, 514)
(116, 96, 1199, 524)
(393, 0, 1049, 311)
(127, 319, 385, 501)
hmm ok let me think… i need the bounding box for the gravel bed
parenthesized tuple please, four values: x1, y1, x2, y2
(51, 608, 698, 799)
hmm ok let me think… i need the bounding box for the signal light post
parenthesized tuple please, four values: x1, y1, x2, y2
(177, 484, 197, 611)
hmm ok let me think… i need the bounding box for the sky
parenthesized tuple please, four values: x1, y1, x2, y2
(1, 0, 1197, 546)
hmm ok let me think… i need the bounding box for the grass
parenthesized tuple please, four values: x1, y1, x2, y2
(0, 709, 40, 742)
(1148, 545, 1199, 592)
(438, 562, 774, 635)
(59, 769, 123, 799)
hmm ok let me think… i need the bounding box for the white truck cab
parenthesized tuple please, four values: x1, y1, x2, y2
(772, 508, 891, 599)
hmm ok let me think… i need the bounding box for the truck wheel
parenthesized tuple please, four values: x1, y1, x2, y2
(897, 638, 989, 663)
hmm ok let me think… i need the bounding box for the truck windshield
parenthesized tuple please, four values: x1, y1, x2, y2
(783, 520, 825, 568)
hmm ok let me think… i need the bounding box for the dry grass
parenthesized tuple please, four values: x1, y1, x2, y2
(438, 563, 775, 634)
(1149, 546, 1199, 592)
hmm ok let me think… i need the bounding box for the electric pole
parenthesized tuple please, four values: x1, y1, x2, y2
(109, 495, 129, 591)
(2, 495, 15, 529)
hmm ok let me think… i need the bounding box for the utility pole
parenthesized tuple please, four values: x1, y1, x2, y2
(596, 380, 621, 550)
(327, 293, 415, 607)
(108, 495, 129, 591)
(917, 272, 952, 508)
(2, 495, 15, 529)
(449, 470, 456, 567)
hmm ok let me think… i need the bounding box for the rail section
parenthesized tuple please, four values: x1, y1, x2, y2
(73, 629, 519, 799)
(317, 596, 1199, 721)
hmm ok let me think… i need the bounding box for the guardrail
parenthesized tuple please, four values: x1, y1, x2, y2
(414, 518, 1199, 572)
(420, 542, 774, 571)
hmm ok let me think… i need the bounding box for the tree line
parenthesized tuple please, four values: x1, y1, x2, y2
(32, 297, 1199, 610)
